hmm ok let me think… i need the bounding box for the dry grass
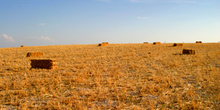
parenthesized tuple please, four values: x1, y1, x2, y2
(0, 43, 219, 109)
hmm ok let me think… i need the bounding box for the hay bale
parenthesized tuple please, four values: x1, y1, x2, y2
(31, 59, 57, 69)
(102, 42, 109, 44)
(98, 43, 107, 46)
(173, 43, 183, 47)
(196, 41, 202, 43)
(21, 45, 25, 47)
(153, 42, 161, 45)
(183, 49, 195, 55)
(143, 42, 148, 44)
(27, 52, 43, 57)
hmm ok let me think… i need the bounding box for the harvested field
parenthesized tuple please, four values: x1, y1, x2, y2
(0, 43, 219, 109)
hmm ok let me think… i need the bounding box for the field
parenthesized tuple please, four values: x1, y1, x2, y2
(0, 43, 219, 109)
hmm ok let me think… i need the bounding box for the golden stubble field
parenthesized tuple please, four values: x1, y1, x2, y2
(0, 43, 219, 109)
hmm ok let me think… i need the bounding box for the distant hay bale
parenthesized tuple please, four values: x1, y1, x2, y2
(143, 42, 148, 44)
(98, 43, 107, 46)
(21, 45, 25, 47)
(98, 42, 108, 46)
(196, 41, 202, 43)
(31, 59, 57, 69)
(183, 49, 195, 55)
(173, 43, 183, 47)
(27, 52, 43, 57)
(153, 42, 161, 45)
(102, 42, 109, 44)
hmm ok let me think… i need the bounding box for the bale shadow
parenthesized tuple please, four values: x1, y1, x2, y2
(173, 53, 183, 55)
(168, 46, 184, 47)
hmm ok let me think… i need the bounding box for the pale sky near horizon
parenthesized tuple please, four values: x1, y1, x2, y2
(0, 0, 219, 47)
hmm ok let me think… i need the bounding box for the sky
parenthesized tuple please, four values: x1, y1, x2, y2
(0, 0, 219, 47)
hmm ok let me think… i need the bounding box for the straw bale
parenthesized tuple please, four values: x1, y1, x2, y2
(102, 42, 109, 44)
(98, 43, 107, 46)
(173, 43, 183, 47)
(27, 52, 43, 57)
(183, 49, 195, 55)
(153, 42, 161, 45)
(31, 59, 57, 69)
(196, 41, 202, 43)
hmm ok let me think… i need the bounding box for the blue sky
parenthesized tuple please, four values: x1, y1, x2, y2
(0, 0, 219, 47)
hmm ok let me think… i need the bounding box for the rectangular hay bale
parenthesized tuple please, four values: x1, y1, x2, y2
(102, 42, 109, 44)
(98, 43, 107, 46)
(153, 42, 161, 45)
(27, 52, 43, 57)
(173, 43, 183, 47)
(182, 49, 195, 55)
(31, 59, 57, 69)
(196, 41, 202, 43)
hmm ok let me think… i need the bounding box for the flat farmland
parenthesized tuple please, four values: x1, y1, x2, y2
(0, 43, 219, 109)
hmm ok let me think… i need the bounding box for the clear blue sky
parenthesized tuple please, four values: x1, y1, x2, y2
(0, 0, 219, 47)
